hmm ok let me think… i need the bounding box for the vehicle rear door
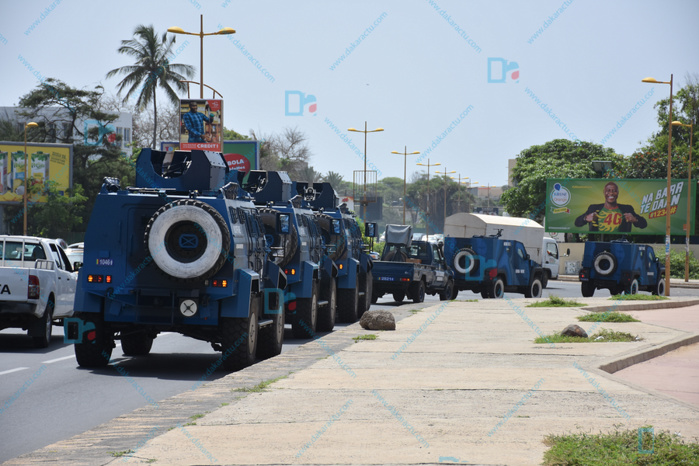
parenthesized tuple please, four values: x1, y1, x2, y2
(513, 242, 532, 286)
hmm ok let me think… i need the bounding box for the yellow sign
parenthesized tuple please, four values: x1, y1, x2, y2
(0, 142, 72, 204)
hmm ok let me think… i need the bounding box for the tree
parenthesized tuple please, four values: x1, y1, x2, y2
(132, 102, 180, 149)
(106, 25, 194, 149)
(502, 139, 624, 221)
(323, 171, 344, 192)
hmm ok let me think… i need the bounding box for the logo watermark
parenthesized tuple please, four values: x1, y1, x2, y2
(285, 91, 317, 116)
(488, 58, 519, 83)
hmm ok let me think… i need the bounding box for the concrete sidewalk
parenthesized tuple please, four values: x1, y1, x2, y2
(557, 274, 699, 289)
(7, 296, 699, 466)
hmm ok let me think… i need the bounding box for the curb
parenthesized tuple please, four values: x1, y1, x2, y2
(583, 299, 699, 313)
(599, 333, 699, 374)
(556, 275, 699, 289)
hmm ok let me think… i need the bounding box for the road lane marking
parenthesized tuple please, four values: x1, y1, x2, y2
(0, 367, 29, 376)
(43, 355, 75, 364)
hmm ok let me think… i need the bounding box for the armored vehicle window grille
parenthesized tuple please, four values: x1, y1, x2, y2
(238, 208, 246, 224)
(296, 214, 303, 227)
(229, 207, 237, 223)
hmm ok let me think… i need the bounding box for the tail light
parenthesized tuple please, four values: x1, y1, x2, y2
(28, 275, 40, 299)
(87, 274, 112, 284)
(487, 268, 498, 279)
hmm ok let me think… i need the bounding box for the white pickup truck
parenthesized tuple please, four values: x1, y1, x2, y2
(0, 236, 79, 347)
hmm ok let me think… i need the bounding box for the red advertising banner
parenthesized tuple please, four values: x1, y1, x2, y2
(179, 99, 223, 152)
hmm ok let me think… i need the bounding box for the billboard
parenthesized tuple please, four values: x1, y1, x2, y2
(179, 99, 223, 152)
(161, 140, 259, 173)
(545, 178, 693, 236)
(0, 142, 72, 205)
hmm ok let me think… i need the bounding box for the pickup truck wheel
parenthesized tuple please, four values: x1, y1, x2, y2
(338, 284, 359, 322)
(74, 313, 113, 368)
(653, 276, 666, 296)
(292, 280, 319, 338)
(450, 284, 459, 300)
(439, 279, 454, 301)
(121, 331, 154, 356)
(412, 280, 426, 303)
(626, 278, 639, 295)
(453, 248, 477, 274)
(257, 293, 284, 360)
(525, 277, 543, 298)
(392, 291, 405, 303)
(490, 278, 505, 299)
(317, 278, 337, 332)
(221, 300, 258, 371)
(593, 252, 617, 276)
(32, 300, 54, 349)
(357, 271, 372, 318)
(145, 199, 230, 281)
(581, 281, 595, 297)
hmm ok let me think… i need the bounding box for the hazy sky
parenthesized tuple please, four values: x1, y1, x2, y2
(1, 0, 697, 187)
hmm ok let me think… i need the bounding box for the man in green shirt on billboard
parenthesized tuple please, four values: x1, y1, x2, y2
(574, 182, 647, 233)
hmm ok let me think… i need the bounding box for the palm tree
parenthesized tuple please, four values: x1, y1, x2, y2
(323, 171, 344, 191)
(106, 25, 194, 149)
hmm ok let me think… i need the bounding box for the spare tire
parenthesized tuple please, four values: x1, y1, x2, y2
(453, 248, 477, 275)
(145, 199, 230, 281)
(315, 214, 346, 261)
(258, 208, 298, 268)
(593, 251, 617, 276)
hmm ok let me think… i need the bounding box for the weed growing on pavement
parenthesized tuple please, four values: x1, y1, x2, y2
(146, 460, 157, 464)
(189, 413, 205, 421)
(220, 402, 229, 407)
(609, 294, 669, 301)
(578, 312, 639, 323)
(542, 426, 699, 465)
(108, 450, 134, 457)
(353, 334, 377, 341)
(409, 309, 422, 314)
(527, 295, 584, 307)
(535, 329, 640, 343)
(233, 374, 289, 393)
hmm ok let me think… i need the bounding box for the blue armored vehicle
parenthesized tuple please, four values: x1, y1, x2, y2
(68, 149, 287, 371)
(579, 240, 665, 296)
(295, 182, 373, 322)
(243, 171, 335, 338)
(444, 233, 544, 299)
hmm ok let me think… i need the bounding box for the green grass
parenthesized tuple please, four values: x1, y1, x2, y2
(543, 426, 699, 465)
(610, 294, 669, 301)
(535, 329, 640, 344)
(108, 450, 134, 458)
(189, 413, 205, 421)
(527, 295, 584, 307)
(353, 334, 377, 341)
(233, 374, 289, 393)
(578, 312, 640, 323)
(146, 460, 157, 464)
(220, 402, 229, 407)
(409, 309, 422, 314)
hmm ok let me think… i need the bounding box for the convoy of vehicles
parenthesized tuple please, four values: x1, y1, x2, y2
(372, 225, 454, 303)
(0, 236, 78, 347)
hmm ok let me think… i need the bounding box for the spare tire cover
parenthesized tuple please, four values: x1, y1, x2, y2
(453, 248, 477, 275)
(145, 199, 230, 280)
(593, 251, 617, 276)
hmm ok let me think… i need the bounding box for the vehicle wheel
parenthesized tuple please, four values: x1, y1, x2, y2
(653, 276, 666, 296)
(292, 280, 319, 338)
(121, 331, 154, 356)
(593, 251, 617, 276)
(257, 293, 284, 360)
(439, 279, 454, 301)
(542, 272, 549, 289)
(412, 280, 426, 303)
(450, 284, 459, 300)
(453, 248, 477, 274)
(392, 291, 405, 303)
(525, 277, 543, 298)
(371, 294, 378, 304)
(74, 312, 114, 368)
(316, 278, 337, 332)
(626, 278, 639, 295)
(259, 207, 298, 267)
(145, 199, 230, 281)
(221, 299, 258, 371)
(338, 284, 359, 323)
(581, 281, 595, 297)
(357, 270, 373, 318)
(31, 299, 54, 348)
(490, 278, 505, 299)
(481, 288, 492, 299)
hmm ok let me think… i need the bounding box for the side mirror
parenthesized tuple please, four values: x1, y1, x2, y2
(332, 219, 341, 235)
(277, 213, 291, 234)
(73, 261, 83, 270)
(365, 222, 377, 238)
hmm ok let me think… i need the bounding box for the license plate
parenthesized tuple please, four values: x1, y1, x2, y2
(379, 277, 394, 281)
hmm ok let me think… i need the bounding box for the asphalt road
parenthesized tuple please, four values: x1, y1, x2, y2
(1, 279, 696, 462)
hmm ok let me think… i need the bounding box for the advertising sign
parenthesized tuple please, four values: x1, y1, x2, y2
(0, 142, 72, 204)
(545, 178, 693, 236)
(161, 140, 259, 174)
(179, 99, 223, 152)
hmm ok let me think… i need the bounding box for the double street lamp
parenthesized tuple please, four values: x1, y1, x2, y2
(416, 159, 441, 241)
(348, 122, 384, 220)
(168, 15, 236, 98)
(435, 168, 456, 222)
(671, 119, 695, 282)
(23, 121, 38, 236)
(642, 75, 674, 296)
(391, 147, 420, 224)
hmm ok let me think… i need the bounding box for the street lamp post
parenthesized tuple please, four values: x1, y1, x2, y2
(168, 15, 236, 98)
(643, 75, 674, 296)
(435, 168, 456, 224)
(23, 121, 38, 236)
(455, 174, 469, 212)
(672, 120, 695, 282)
(348, 122, 384, 220)
(391, 147, 420, 224)
(416, 159, 441, 241)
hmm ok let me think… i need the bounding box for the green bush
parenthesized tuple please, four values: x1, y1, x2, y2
(655, 249, 699, 279)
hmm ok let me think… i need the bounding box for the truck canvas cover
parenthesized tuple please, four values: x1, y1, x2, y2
(385, 224, 412, 247)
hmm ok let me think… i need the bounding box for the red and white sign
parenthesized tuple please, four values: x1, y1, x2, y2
(223, 153, 251, 173)
(179, 99, 223, 152)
